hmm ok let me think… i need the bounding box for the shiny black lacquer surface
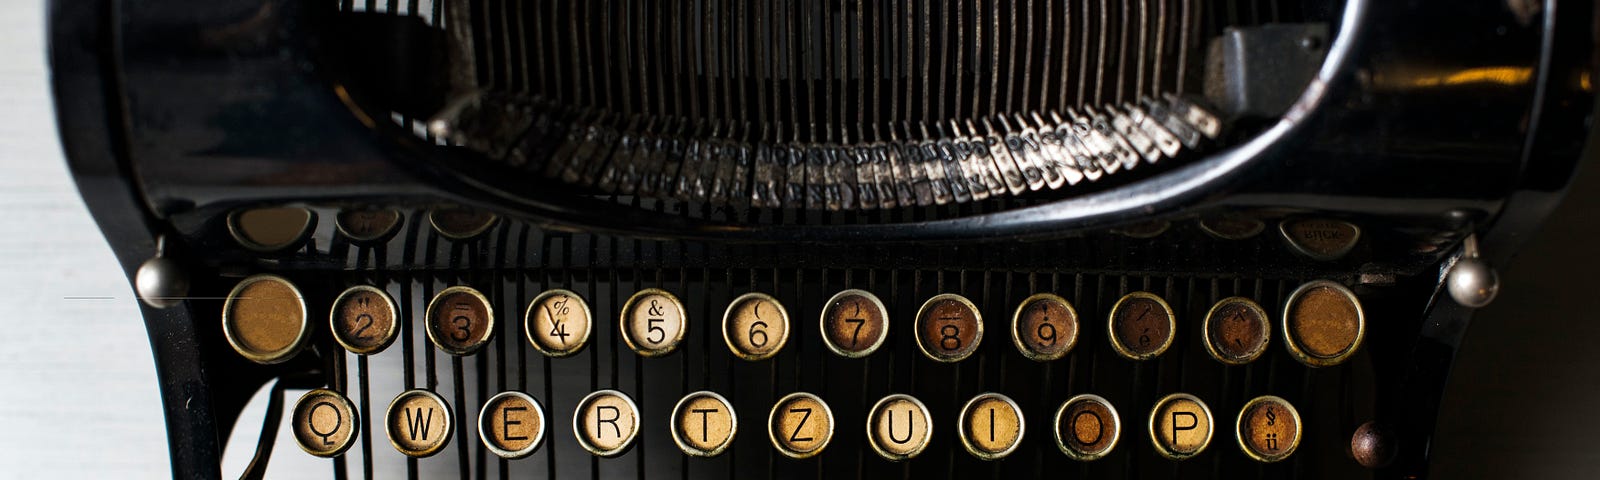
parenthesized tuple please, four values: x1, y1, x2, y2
(49, 0, 1596, 478)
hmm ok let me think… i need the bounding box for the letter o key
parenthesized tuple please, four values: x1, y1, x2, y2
(1053, 394, 1120, 461)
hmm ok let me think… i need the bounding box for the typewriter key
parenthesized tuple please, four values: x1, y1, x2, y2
(620, 288, 687, 357)
(1282, 280, 1365, 367)
(424, 286, 495, 356)
(1111, 219, 1171, 239)
(866, 394, 932, 461)
(1236, 395, 1301, 463)
(1199, 214, 1265, 240)
(228, 207, 314, 252)
(524, 289, 592, 358)
(427, 206, 499, 241)
(768, 392, 834, 459)
(819, 289, 889, 358)
(670, 391, 738, 457)
(914, 294, 984, 362)
(292, 389, 358, 458)
(722, 292, 790, 361)
(1202, 297, 1270, 365)
(221, 275, 310, 364)
(330, 285, 399, 355)
(574, 389, 640, 457)
(958, 393, 1025, 460)
(1279, 218, 1361, 261)
(386, 390, 453, 458)
(334, 208, 402, 243)
(1012, 293, 1080, 362)
(1053, 394, 1120, 461)
(477, 391, 546, 459)
(1108, 292, 1176, 360)
(1149, 393, 1214, 460)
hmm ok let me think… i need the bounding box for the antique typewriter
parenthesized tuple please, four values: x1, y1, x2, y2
(47, 0, 1596, 478)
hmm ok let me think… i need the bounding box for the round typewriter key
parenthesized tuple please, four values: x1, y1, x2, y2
(428, 206, 499, 241)
(334, 208, 402, 243)
(958, 393, 1025, 460)
(1054, 394, 1120, 461)
(620, 288, 687, 357)
(425, 286, 495, 355)
(330, 285, 400, 355)
(1202, 297, 1271, 365)
(292, 389, 358, 458)
(1107, 292, 1176, 361)
(820, 289, 889, 358)
(222, 274, 310, 364)
(228, 207, 314, 252)
(1282, 280, 1365, 367)
(1012, 293, 1080, 362)
(671, 391, 738, 457)
(722, 292, 791, 361)
(1279, 218, 1361, 261)
(524, 289, 592, 358)
(1236, 395, 1301, 463)
(1148, 393, 1214, 460)
(866, 394, 932, 461)
(768, 392, 834, 459)
(573, 389, 640, 457)
(914, 294, 984, 362)
(477, 391, 546, 459)
(386, 389, 453, 458)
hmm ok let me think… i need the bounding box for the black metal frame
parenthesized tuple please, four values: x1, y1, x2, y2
(48, 0, 1596, 478)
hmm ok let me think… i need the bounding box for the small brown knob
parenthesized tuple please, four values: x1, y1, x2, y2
(1350, 421, 1397, 469)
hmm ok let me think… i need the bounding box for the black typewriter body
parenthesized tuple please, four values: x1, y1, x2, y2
(47, 0, 1597, 479)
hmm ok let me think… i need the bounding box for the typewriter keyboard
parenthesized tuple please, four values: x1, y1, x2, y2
(205, 212, 1379, 480)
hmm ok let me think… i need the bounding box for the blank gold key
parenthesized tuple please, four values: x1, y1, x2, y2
(1012, 293, 1080, 362)
(1282, 280, 1365, 367)
(722, 292, 790, 361)
(573, 390, 640, 457)
(292, 389, 358, 458)
(1108, 292, 1176, 360)
(671, 391, 738, 457)
(819, 289, 889, 358)
(425, 286, 495, 355)
(386, 390, 453, 458)
(477, 391, 546, 459)
(958, 393, 1025, 460)
(1149, 393, 1213, 460)
(330, 285, 399, 355)
(768, 392, 834, 459)
(914, 294, 984, 362)
(524, 289, 592, 358)
(620, 288, 687, 357)
(866, 394, 932, 461)
(222, 274, 310, 364)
